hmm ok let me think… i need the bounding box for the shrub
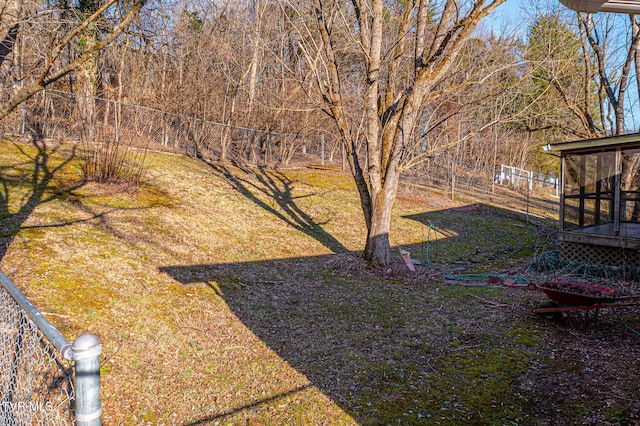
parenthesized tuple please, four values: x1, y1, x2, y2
(82, 138, 148, 186)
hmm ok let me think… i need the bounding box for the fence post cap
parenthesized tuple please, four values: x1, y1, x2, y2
(72, 333, 102, 360)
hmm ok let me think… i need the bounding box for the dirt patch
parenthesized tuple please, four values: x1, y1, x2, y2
(325, 251, 447, 284)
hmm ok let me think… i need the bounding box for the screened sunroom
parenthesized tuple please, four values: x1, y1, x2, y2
(545, 133, 640, 266)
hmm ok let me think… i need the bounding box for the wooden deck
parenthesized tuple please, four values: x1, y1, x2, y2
(560, 223, 640, 249)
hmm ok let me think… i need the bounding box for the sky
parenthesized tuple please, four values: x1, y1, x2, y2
(481, 0, 639, 131)
(483, 0, 562, 38)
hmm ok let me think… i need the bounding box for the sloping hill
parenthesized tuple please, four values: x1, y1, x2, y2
(1, 138, 638, 425)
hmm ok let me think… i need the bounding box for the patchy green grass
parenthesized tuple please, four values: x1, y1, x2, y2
(1, 138, 639, 425)
(358, 346, 537, 425)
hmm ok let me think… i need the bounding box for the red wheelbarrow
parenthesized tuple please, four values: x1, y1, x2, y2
(534, 281, 640, 330)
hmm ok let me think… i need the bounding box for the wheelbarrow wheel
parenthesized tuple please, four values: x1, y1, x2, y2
(537, 301, 562, 321)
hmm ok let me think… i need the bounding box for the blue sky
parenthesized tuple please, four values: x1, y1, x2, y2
(479, 0, 639, 131)
(483, 0, 562, 38)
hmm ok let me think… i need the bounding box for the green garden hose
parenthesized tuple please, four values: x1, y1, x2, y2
(613, 308, 640, 336)
(423, 221, 529, 285)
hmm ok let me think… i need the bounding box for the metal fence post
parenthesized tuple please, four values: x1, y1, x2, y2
(264, 132, 269, 167)
(451, 159, 456, 201)
(526, 179, 532, 224)
(21, 100, 26, 135)
(113, 100, 119, 144)
(73, 333, 102, 426)
(194, 119, 200, 158)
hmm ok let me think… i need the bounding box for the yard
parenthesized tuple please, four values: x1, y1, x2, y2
(0, 138, 638, 425)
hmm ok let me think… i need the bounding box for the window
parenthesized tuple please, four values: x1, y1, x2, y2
(563, 151, 615, 230)
(621, 148, 640, 224)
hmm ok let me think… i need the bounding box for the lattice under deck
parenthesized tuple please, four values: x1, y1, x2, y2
(559, 241, 640, 267)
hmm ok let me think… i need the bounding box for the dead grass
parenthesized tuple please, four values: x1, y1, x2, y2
(1, 138, 639, 425)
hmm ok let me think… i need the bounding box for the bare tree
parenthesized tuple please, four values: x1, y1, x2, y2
(0, 0, 26, 96)
(0, 0, 148, 121)
(578, 12, 640, 135)
(285, 0, 506, 266)
(526, 10, 640, 137)
(523, 11, 601, 139)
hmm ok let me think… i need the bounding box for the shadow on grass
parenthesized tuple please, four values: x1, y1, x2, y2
(159, 205, 564, 423)
(161, 255, 539, 424)
(158, 205, 561, 424)
(161, 255, 441, 423)
(0, 137, 86, 260)
(0, 137, 165, 259)
(206, 162, 348, 253)
(402, 203, 557, 266)
(184, 384, 313, 425)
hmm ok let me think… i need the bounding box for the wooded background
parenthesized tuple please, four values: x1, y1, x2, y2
(0, 0, 639, 265)
(0, 0, 637, 173)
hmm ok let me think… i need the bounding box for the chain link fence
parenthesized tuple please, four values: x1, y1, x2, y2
(0, 90, 329, 169)
(402, 156, 560, 221)
(0, 286, 73, 424)
(0, 89, 560, 218)
(0, 271, 102, 425)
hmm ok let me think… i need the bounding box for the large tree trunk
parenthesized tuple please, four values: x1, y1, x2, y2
(302, 0, 505, 268)
(363, 183, 397, 266)
(0, 0, 24, 98)
(77, 56, 97, 141)
(75, 2, 101, 142)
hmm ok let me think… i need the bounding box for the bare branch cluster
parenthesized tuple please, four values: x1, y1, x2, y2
(2, 0, 640, 264)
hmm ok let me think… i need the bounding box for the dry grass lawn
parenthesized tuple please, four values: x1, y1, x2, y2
(1, 138, 639, 425)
